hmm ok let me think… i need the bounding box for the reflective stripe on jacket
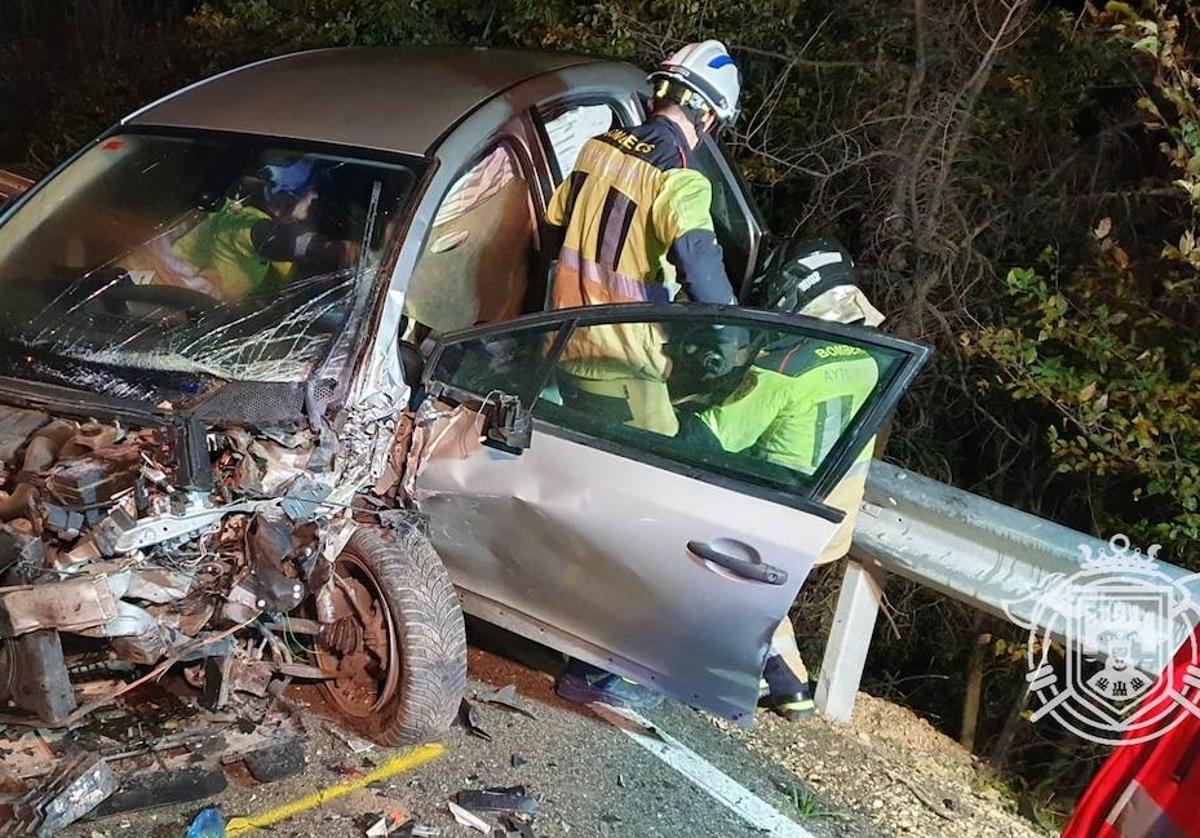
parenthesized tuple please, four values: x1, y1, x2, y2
(547, 116, 733, 381)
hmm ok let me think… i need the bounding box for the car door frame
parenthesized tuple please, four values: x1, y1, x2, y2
(422, 302, 931, 509)
(692, 135, 768, 293)
(528, 91, 643, 186)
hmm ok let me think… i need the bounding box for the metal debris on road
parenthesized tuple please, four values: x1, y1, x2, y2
(327, 723, 376, 755)
(7, 753, 116, 837)
(365, 809, 410, 836)
(510, 753, 528, 769)
(476, 684, 537, 719)
(455, 786, 538, 815)
(224, 745, 444, 836)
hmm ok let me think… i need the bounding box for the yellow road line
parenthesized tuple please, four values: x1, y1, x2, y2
(226, 742, 445, 835)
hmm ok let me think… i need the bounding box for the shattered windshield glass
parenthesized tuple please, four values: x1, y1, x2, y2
(0, 133, 419, 385)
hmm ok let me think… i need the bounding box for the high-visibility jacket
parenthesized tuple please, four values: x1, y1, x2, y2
(696, 341, 879, 564)
(172, 199, 294, 298)
(696, 342, 878, 475)
(547, 116, 734, 381)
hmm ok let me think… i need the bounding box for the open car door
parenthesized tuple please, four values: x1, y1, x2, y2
(406, 304, 929, 722)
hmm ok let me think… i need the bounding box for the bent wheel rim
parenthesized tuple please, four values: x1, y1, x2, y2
(316, 550, 402, 719)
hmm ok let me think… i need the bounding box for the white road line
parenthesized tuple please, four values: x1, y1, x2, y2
(590, 704, 815, 838)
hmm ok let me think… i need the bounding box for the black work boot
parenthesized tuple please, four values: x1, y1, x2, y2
(766, 682, 816, 721)
(761, 655, 817, 721)
(555, 661, 664, 711)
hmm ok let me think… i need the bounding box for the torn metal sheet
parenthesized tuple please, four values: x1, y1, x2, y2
(281, 473, 332, 520)
(1, 630, 76, 723)
(0, 576, 118, 637)
(11, 754, 116, 837)
(0, 405, 47, 463)
(0, 522, 43, 570)
(477, 684, 537, 720)
(455, 786, 538, 816)
(0, 392, 377, 735)
(228, 660, 274, 698)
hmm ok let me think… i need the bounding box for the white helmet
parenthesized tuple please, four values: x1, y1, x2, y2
(649, 40, 741, 127)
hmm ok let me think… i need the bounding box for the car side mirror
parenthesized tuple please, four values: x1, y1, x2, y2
(481, 394, 532, 454)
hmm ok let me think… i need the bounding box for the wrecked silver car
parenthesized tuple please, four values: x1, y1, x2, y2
(0, 47, 927, 822)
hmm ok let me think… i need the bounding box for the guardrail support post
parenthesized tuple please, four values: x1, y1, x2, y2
(814, 557, 886, 723)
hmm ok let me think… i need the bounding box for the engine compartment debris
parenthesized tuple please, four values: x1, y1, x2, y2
(0, 679, 303, 835)
(9, 753, 115, 837)
(0, 383, 422, 831)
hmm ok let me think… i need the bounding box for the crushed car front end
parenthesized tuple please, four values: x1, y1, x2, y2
(0, 127, 464, 748)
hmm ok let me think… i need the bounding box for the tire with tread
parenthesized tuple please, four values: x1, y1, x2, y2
(326, 526, 466, 746)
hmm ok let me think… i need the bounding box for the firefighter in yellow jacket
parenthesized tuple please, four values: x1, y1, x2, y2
(544, 40, 740, 437)
(552, 41, 743, 712)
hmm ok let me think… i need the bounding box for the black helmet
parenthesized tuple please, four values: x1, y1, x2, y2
(744, 237, 858, 314)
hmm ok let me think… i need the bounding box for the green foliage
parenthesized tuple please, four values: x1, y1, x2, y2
(974, 241, 1200, 555)
(968, 2, 1200, 565)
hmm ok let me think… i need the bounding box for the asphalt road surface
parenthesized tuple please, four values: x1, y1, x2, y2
(66, 625, 870, 838)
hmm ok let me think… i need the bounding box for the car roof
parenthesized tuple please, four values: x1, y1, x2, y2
(123, 47, 603, 156)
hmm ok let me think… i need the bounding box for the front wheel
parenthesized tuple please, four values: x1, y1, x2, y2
(315, 527, 466, 745)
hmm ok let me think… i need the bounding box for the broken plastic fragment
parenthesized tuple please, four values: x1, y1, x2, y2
(447, 801, 490, 834)
(185, 805, 226, 838)
(477, 683, 537, 719)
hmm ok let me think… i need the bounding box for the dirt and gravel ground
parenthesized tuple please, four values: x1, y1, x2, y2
(67, 641, 1049, 838)
(722, 694, 1049, 837)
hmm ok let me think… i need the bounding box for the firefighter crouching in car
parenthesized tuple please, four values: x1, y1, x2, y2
(693, 240, 886, 721)
(549, 40, 742, 710)
(544, 40, 740, 437)
(123, 158, 357, 300)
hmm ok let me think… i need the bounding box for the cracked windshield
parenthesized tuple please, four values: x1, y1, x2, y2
(0, 133, 417, 389)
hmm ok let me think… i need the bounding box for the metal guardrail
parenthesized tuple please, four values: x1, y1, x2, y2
(814, 460, 1196, 721)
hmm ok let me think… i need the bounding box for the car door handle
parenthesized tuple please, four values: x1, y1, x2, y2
(686, 541, 788, 586)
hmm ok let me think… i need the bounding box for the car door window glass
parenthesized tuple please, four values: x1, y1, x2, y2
(541, 104, 619, 181)
(691, 138, 759, 290)
(430, 312, 912, 497)
(404, 143, 536, 338)
(547, 320, 902, 493)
